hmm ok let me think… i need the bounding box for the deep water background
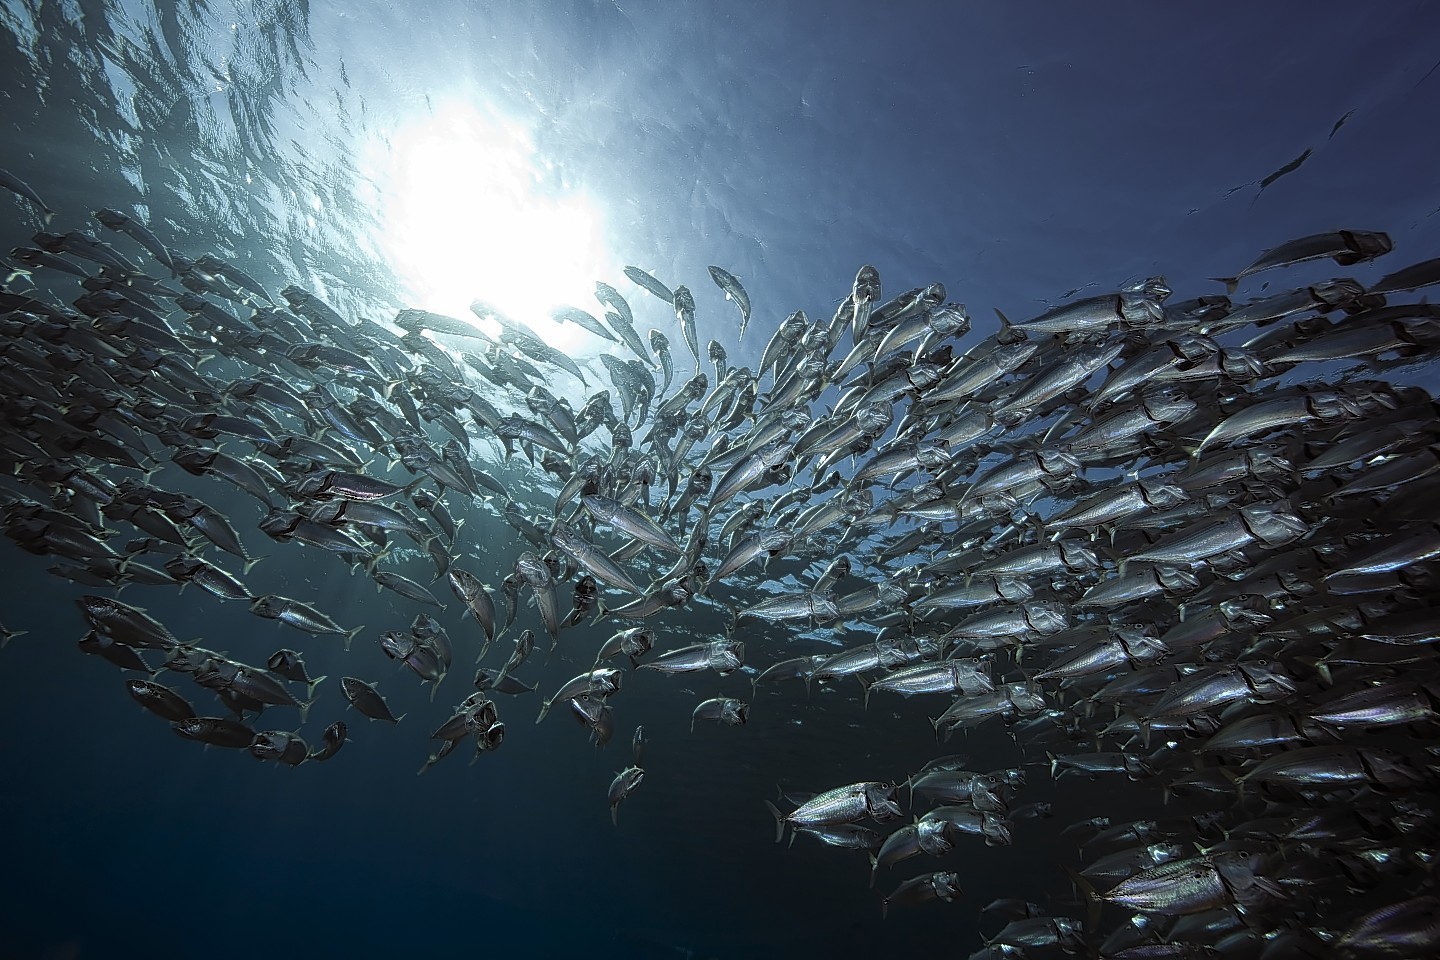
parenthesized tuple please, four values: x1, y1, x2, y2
(3, 2, 1440, 958)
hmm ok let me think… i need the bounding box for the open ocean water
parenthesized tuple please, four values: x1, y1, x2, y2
(3, 2, 1440, 959)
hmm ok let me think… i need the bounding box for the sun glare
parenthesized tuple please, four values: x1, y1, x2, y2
(367, 101, 614, 360)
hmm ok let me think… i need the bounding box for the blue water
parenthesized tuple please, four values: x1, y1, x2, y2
(3, 2, 1440, 958)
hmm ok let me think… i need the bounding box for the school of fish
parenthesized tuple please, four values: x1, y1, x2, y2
(4, 166, 1440, 957)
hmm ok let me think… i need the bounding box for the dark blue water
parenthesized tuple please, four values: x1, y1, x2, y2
(3, 2, 1440, 958)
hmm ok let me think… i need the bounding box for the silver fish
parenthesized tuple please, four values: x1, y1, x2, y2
(249, 595, 364, 650)
(1213, 229, 1392, 291)
(690, 696, 749, 732)
(637, 640, 743, 676)
(672, 284, 701, 370)
(608, 766, 645, 825)
(623, 265, 674, 304)
(882, 871, 963, 919)
(515, 552, 562, 646)
(1097, 852, 1282, 916)
(766, 780, 899, 843)
(581, 494, 681, 554)
(551, 305, 617, 342)
(1, 166, 54, 221)
(536, 667, 623, 724)
(339, 677, 405, 724)
(446, 568, 497, 651)
(550, 522, 644, 595)
(707, 265, 752, 339)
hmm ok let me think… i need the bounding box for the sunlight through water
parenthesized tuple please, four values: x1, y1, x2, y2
(366, 100, 615, 361)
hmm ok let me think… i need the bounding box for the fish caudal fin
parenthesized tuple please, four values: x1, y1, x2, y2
(1063, 866, 1104, 934)
(764, 799, 787, 844)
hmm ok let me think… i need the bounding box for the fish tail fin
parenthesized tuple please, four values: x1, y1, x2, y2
(861, 677, 873, 710)
(299, 698, 313, 724)
(306, 675, 328, 699)
(764, 799, 786, 844)
(1047, 750, 1061, 779)
(1218, 764, 1244, 803)
(1291, 653, 1330, 685)
(535, 699, 551, 725)
(1210, 276, 1239, 295)
(344, 624, 364, 651)
(1133, 717, 1153, 750)
(242, 556, 266, 575)
(1064, 866, 1104, 934)
(610, 803, 620, 826)
(0, 628, 26, 649)
(868, 853, 880, 888)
